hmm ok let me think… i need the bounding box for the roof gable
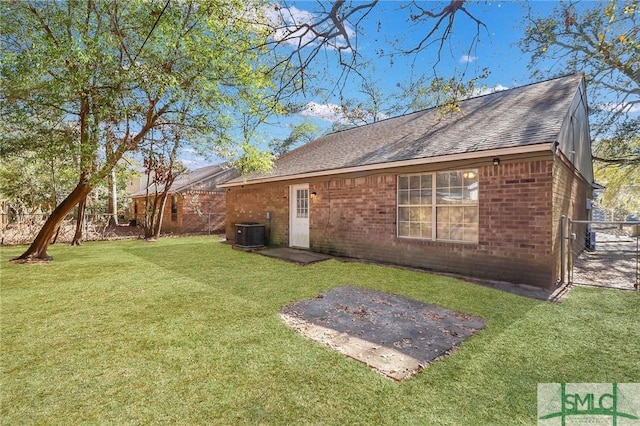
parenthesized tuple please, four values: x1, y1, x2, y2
(130, 164, 238, 198)
(228, 74, 585, 186)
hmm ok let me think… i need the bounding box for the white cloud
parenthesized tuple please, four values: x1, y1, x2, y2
(300, 101, 347, 123)
(459, 55, 478, 63)
(265, 4, 354, 50)
(473, 84, 509, 97)
(300, 101, 388, 126)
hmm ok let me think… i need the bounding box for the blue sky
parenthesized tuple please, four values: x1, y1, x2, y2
(182, 0, 589, 168)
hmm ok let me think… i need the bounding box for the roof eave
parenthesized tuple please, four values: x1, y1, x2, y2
(219, 143, 553, 188)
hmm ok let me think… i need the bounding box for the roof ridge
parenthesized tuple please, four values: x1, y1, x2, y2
(282, 74, 583, 158)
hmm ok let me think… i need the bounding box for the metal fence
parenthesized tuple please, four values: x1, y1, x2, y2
(561, 217, 639, 290)
(0, 213, 138, 246)
(1, 211, 226, 246)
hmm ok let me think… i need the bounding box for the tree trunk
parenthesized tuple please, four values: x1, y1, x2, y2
(70, 196, 87, 246)
(143, 195, 158, 240)
(51, 225, 61, 245)
(107, 169, 118, 226)
(12, 180, 92, 261)
(153, 192, 170, 239)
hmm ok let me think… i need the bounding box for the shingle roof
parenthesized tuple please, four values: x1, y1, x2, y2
(130, 164, 237, 197)
(228, 74, 583, 185)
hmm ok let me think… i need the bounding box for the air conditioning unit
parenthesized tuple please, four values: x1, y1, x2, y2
(234, 223, 265, 249)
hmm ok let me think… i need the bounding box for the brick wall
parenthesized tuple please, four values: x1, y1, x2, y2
(225, 185, 289, 246)
(131, 191, 226, 234)
(476, 160, 555, 286)
(226, 157, 566, 288)
(181, 191, 226, 233)
(552, 154, 592, 282)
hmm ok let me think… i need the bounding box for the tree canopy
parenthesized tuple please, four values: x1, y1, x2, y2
(0, 0, 282, 260)
(520, 0, 639, 160)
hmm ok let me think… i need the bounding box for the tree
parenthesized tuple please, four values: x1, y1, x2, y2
(140, 125, 187, 240)
(1, 0, 280, 261)
(310, 67, 491, 132)
(269, 120, 320, 156)
(0, 151, 77, 217)
(263, 1, 488, 96)
(520, 0, 639, 163)
(593, 121, 640, 218)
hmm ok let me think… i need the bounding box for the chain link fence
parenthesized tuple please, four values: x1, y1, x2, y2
(0, 213, 141, 246)
(567, 220, 639, 290)
(1, 211, 226, 246)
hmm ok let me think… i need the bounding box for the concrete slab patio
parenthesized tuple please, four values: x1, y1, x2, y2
(281, 286, 485, 380)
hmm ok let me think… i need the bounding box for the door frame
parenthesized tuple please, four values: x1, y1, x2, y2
(289, 183, 310, 248)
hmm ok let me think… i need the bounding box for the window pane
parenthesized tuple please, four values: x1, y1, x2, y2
(450, 227, 463, 241)
(448, 187, 463, 204)
(397, 173, 436, 239)
(433, 170, 478, 242)
(398, 176, 409, 190)
(409, 207, 421, 221)
(463, 187, 478, 201)
(296, 189, 308, 218)
(463, 228, 478, 242)
(436, 172, 450, 188)
(409, 189, 421, 204)
(464, 206, 478, 224)
(436, 205, 478, 242)
(421, 224, 432, 239)
(409, 175, 421, 189)
(420, 206, 432, 222)
(398, 190, 409, 205)
(463, 170, 478, 186)
(437, 222, 450, 240)
(449, 207, 463, 223)
(451, 171, 463, 186)
(399, 222, 410, 237)
(398, 207, 409, 221)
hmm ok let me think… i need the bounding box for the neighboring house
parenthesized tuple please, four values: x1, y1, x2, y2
(130, 164, 238, 234)
(220, 74, 593, 289)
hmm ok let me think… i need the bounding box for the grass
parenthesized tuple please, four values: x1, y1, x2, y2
(1, 236, 639, 425)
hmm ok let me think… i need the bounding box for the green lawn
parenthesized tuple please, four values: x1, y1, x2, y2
(1, 237, 638, 425)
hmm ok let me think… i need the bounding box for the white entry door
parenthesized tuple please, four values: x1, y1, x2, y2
(289, 184, 310, 248)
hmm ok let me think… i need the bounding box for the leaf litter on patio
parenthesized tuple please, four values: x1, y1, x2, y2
(280, 286, 485, 380)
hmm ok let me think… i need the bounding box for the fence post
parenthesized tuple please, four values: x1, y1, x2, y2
(635, 231, 640, 290)
(560, 215, 566, 284)
(568, 217, 574, 284)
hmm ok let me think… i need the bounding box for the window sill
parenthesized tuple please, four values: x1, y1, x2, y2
(397, 236, 478, 245)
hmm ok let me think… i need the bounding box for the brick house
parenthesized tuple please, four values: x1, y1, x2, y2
(130, 164, 238, 234)
(220, 75, 593, 289)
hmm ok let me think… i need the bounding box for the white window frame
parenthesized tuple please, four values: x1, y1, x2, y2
(397, 169, 479, 243)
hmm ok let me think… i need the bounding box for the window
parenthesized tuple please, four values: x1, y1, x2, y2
(398, 174, 432, 239)
(296, 189, 308, 218)
(171, 195, 178, 222)
(398, 170, 478, 243)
